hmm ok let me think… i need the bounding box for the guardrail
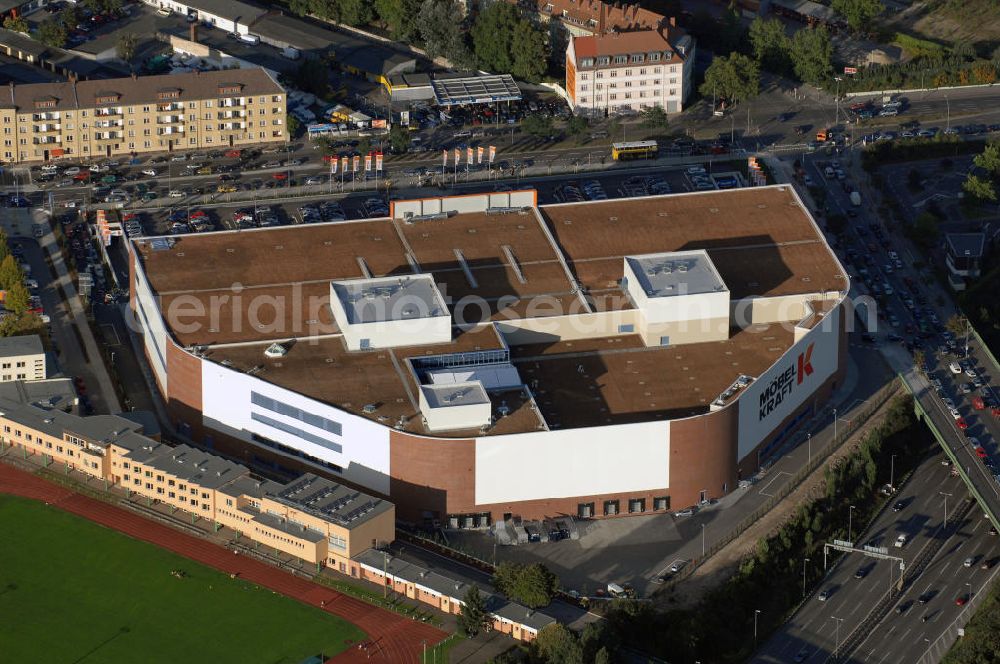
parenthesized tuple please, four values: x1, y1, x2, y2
(897, 372, 1000, 533)
(969, 323, 1000, 377)
(658, 380, 901, 595)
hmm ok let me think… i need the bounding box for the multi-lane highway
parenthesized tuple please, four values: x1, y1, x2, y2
(752, 452, 979, 664)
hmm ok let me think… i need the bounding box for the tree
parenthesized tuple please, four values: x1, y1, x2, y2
(471, 1, 548, 82)
(0, 229, 9, 266)
(60, 4, 81, 30)
(521, 114, 553, 138)
(640, 105, 669, 130)
(36, 19, 67, 48)
(416, 0, 472, 66)
(339, 0, 374, 26)
(913, 348, 926, 371)
(457, 586, 489, 637)
(790, 26, 833, 86)
(912, 211, 940, 248)
(291, 58, 330, 98)
(699, 52, 760, 106)
(533, 624, 583, 664)
(946, 314, 969, 337)
(374, 0, 422, 41)
(116, 32, 138, 63)
(831, 0, 884, 32)
(566, 114, 588, 142)
(3, 15, 29, 33)
(963, 173, 997, 202)
(388, 123, 410, 153)
(493, 561, 558, 608)
(748, 16, 790, 73)
(973, 143, 1000, 177)
(4, 282, 28, 316)
(286, 114, 301, 137)
(0, 255, 23, 291)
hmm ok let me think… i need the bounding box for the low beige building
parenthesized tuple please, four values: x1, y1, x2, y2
(0, 68, 287, 164)
(0, 334, 46, 381)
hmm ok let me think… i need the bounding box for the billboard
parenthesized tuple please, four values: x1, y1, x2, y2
(201, 361, 392, 494)
(736, 303, 842, 460)
(475, 421, 669, 504)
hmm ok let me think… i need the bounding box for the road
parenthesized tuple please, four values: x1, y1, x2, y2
(752, 447, 972, 663)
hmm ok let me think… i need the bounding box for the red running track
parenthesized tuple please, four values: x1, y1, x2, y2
(0, 462, 446, 664)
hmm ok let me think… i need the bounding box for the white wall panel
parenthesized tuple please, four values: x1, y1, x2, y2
(201, 361, 391, 494)
(736, 303, 842, 460)
(475, 421, 669, 504)
(132, 260, 168, 392)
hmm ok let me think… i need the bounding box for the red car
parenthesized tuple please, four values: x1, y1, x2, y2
(72, 172, 89, 181)
(976, 446, 988, 458)
(955, 596, 968, 606)
(273, 172, 288, 180)
(189, 210, 207, 219)
(956, 417, 969, 430)
(224, 149, 242, 158)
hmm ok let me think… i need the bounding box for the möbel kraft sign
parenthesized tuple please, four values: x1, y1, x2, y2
(758, 343, 814, 421)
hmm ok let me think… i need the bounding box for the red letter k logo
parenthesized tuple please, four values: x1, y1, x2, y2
(797, 343, 814, 385)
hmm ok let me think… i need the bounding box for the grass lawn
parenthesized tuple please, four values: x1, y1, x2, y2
(0, 495, 366, 663)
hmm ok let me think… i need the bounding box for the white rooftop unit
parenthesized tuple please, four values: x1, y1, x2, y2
(623, 250, 731, 346)
(330, 275, 451, 351)
(419, 381, 492, 432)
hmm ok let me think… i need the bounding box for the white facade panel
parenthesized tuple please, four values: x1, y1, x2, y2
(200, 361, 391, 494)
(132, 261, 169, 392)
(736, 303, 842, 460)
(474, 421, 669, 505)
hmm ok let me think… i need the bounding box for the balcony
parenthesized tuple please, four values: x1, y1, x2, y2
(157, 102, 184, 112)
(219, 98, 246, 108)
(157, 127, 185, 136)
(32, 112, 59, 122)
(217, 110, 246, 119)
(93, 120, 122, 129)
(157, 115, 184, 125)
(93, 132, 123, 141)
(33, 137, 61, 145)
(219, 122, 246, 131)
(94, 107, 122, 117)
(33, 124, 61, 133)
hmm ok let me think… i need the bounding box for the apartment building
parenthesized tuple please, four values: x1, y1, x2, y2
(0, 393, 394, 572)
(566, 21, 695, 116)
(0, 335, 46, 382)
(516, 0, 663, 38)
(0, 68, 286, 164)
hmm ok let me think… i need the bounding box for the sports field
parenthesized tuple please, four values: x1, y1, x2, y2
(0, 495, 365, 663)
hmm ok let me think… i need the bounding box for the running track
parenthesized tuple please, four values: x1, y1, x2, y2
(0, 462, 446, 663)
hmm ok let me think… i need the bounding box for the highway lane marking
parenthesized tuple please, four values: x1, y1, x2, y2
(758, 471, 790, 496)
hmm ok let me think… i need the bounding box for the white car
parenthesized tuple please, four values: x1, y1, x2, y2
(950, 362, 963, 374)
(686, 166, 707, 176)
(141, 168, 157, 177)
(949, 408, 961, 419)
(62, 201, 77, 208)
(63, 167, 80, 176)
(895, 534, 908, 548)
(168, 190, 186, 198)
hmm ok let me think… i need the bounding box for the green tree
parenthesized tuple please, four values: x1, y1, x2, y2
(533, 623, 583, 664)
(416, 0, 472, 66)
(471, 1, 547, 82)
(457, 585, 490, 637)
(4, 282, 28, 316)
(0, 255, 23, 291)
(831, 0, 884, 32)
(748, 17, 790, 73)
(291, 58, 330, 98)
(3, 15, 29, 33)
(521, 113, 553, 138)
(963, 173, 997, 202)
(641, 104, 669, 130)
(286, 114, 301, 137)
(339, 0, 374, 26)
(116, 32, 138, 62)
(60, 4, 81, 30)
(912, 211, 940, 247)
(35, 19, 67, 48)
(699, 52, 761, 106)
(913, 348, 926, 371)
(946, 314, 969, 337)
(790, 26, 833, 86)
(388, 123, 410, 153)
(374, 0, 422, 41)
(492, 561, 558, 608)
(973, 143, 1000, 176)
(566, 114, 588, 142)
(0, 229, 9, 266)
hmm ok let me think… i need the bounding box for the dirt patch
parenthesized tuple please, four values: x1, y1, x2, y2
(656, 387, 901, 611)
(882, 0, 1000, 48)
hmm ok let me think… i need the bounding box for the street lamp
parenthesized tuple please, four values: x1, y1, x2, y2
(890, 454, 897, 490)
(833, 407, 838, 442)
(753, 609, 761, 649)
(848, 505, 856, 542)
(940, 491, 952, 526)
(945, 94, 951, 132)
(807, 432, 812, 465)
(802, 557, 810, 598)
(834, 76, 843, 127)
(832, 616, 844, 654)
(701, 523, 706, 557)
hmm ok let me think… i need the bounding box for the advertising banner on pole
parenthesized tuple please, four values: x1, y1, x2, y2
(477, 146, 484, 164)
(329, 157, 338, 174)
(364, 154, 372, 172)
(375, 152, 383, 172)
(352, 155, 360, 172)
(341, 156, 348, 173)
(466, 146, 473, 164)
(454, 148, 461, 164)
(442, 149, 448, 167)
(488, 145, 496, 163)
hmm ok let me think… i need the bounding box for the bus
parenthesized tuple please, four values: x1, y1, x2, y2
(612, 140, 658, 161)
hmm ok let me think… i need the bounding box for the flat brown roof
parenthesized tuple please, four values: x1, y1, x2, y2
(517, 324, 796, 427)
(540, 187, 846, 299)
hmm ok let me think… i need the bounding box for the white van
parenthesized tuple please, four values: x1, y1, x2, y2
(41, 164, 58, 174)
(239, 33, 260, 45)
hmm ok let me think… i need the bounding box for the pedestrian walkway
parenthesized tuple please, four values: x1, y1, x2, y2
(0, 461, 446, 663)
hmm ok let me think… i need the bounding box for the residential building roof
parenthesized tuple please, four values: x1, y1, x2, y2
(525, 0, 665, 33)
(0, 378, 76, 412)
(0, 334, 43, 358)
(571, 27, 689, 64)
(269, 473, 394, 531)
(946, 233, 985, 259)
(184, 0, 268, 24)
(0, 68, 283, 113)
(133, 443, 249, 490)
